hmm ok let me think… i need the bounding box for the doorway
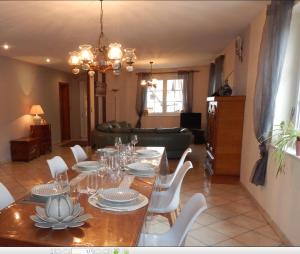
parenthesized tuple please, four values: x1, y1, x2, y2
(59, 82, 71, 141)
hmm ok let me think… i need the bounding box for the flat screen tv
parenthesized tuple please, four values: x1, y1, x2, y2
(180, 112, 201, 129)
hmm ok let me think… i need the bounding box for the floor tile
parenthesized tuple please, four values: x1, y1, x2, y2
(208, 220, 249, 237)
(185, 235, 207, 246)
(254, 225, 281, 242)
(234, 231, 282, 246)
(226, 215, 266, 230)
(196, 213, 220, 226)
(243, 209, 266, 223)
(205, 205, 239, 220)
(216, 238, 245, 246)
(189, 226, 229, 245)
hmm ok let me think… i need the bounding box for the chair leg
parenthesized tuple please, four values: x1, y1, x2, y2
(166, 211, 177, 226)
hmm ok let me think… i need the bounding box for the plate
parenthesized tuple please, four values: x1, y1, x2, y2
(76, 161, 100, 170)
(98, 148, 117, 154)
(88, 193, 149, 212)
(98, 188, 139, 203)
(31, 183, 68, 198)
(136, 149, 160, 158)
(126, 162, 155, 172)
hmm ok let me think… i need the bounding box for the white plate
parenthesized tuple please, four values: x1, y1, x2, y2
(98, 188, 139, 203)
(136, 149, 160, 155)
(98, 148, 117, 154)
(89, 193, 148, 212)
(76, 161, 100, 169)
(126, 162, 155, 172)
(31, 183, 68, 198)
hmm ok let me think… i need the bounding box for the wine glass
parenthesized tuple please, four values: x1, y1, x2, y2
(54, 171, 69, 191)
(114, 137, 122, 154)
(131, 135, 138, 154)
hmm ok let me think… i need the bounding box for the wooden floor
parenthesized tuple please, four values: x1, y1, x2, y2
(0, 144, 286, 246)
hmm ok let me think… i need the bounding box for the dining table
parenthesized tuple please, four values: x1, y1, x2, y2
(0, 146, 168, 246)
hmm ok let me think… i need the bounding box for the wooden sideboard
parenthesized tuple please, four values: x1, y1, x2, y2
(30, 124, 52, 154)
(205, 96, 245, 176)
(10, 137, 40, 162)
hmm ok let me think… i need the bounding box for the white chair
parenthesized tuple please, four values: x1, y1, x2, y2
(47, 156, 68, 178)
(139, 193, 207, 246)
(70, 145, 88, 163)
(149, 161, 193, 225)
(157, 148, 192, 189)
(0, 183, 15, 210)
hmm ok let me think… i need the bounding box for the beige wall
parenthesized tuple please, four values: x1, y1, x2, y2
(233, 8, 300, 245)
(106, 65, 210, 129)
(0, 55, 80, 162)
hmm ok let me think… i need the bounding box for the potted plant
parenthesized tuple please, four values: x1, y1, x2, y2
(267, 121, 300, 175)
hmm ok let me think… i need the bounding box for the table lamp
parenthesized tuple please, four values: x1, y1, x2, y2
(30, 105, 44, 125)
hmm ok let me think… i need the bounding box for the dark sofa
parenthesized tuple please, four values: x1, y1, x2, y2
(91, 121, 193, 159)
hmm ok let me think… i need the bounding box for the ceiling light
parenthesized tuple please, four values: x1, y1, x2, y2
(68, 0, 136, 76)
(46, 58, 51, 63)
(3, 44, 9, 50)
(140, 61, 157, 88)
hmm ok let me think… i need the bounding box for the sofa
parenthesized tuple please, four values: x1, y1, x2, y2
(91, 121, 193, 159)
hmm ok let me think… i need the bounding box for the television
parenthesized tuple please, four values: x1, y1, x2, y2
(180, 112, 201, 129)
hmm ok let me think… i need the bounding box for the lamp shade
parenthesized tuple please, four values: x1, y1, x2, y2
(30, 105, 44, 115)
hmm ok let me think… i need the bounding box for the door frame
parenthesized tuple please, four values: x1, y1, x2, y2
(58, 82, 71, 141)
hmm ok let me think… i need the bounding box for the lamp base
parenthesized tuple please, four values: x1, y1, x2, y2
(33, 115, 42, 125)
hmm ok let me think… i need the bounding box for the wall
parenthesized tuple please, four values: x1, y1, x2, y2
(238, 7, 300, 245)
(0, 55, 80, 162)
(105, 65, 210, 129)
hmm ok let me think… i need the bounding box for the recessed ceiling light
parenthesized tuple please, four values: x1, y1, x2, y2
(46, 58, 51, 63)
(3, 44, 9, 50)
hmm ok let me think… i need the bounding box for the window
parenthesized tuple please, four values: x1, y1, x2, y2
(146, 75, 184, 115)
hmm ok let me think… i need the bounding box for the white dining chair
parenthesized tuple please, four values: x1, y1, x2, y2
(157, 147, 192, 189)
(139, 193, 207, 246)
(0, 182, 15, 210)
(149, 161, 193, 225)
(70, 145, 88, 163)
(46, 156, 69, 178)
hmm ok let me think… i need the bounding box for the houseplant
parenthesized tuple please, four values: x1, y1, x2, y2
(267, 121, 300, 175)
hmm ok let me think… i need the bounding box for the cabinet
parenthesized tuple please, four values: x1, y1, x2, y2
(10, 137, 40, 161)
(30, 124, 52, 154)
(205, 96, 245, 176)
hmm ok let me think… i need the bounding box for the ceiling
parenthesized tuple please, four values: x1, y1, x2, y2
(0, 1, 268, 72)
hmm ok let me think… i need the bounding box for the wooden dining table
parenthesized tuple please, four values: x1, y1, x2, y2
(0, 147, 167, 246)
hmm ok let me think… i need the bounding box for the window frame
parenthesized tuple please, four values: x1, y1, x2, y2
(146, 73, 184, 116)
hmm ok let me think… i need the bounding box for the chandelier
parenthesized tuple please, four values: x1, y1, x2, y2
(68, 0, 137, 76)
(141, 61, 157, 88)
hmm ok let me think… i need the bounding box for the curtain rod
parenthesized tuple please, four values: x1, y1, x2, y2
(136, 70, 199, 75)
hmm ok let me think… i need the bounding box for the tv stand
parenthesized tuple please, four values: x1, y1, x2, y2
(190, 129, 205, 144)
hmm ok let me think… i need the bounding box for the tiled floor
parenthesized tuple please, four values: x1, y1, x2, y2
(0, 144, 284, 246)
(146, 145, 285, 247)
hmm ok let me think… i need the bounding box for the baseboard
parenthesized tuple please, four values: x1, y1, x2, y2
(241, 183, 292, 246)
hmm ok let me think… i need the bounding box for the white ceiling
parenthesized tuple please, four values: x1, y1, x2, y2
(0, 1, 268, 72)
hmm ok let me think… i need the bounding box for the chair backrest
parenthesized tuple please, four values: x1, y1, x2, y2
(47, 156, 68, 178)
(170, 193, 207, 246)
(165, 161, 193, 212)
(175, 147, 192, 174)
(70, 145, 88, 163)
(0, 183, 15, 210)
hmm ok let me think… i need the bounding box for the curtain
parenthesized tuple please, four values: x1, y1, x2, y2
(178, 71, 194, 112)
(207, 63, 216, 96)
(135, 73, 149, 128)
(214, 55, 225, 94)
(251, 0, 294, 186)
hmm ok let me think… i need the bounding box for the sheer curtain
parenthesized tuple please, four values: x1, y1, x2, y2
(251, 0, 294, 186)
(178, 71, 194, 112)
(135, 73, 150, 128)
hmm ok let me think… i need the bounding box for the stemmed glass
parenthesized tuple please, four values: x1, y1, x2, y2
(115, 137, 122, 155)
(131, 135, 138, 154)
(54, 171, 69, 191)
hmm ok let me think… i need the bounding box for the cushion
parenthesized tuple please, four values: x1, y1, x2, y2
(108, 121, 121, 128)
(119, 121, 131, 128)
(96, 123, 112, 132)
(156, 128, 182, 133)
